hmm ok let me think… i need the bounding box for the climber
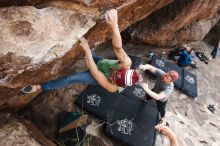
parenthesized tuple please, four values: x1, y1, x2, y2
(138, 64, 178, 121)
(21, 9, 142, 94)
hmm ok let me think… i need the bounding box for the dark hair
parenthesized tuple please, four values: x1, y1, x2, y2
(189, 48, 195, 53)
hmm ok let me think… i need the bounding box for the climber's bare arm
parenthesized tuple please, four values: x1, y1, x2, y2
(105, 9, 131, 69)
(80, 37, 117, 93)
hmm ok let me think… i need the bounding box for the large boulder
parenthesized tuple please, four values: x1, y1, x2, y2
(0, 115, 56, 146)
(173, 15, 220, 45)
(0, 0, 172, 111)
(124, 0, 220, 46)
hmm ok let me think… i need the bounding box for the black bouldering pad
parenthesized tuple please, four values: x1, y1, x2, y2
(105, 96, 159, 146)
(114, 55, 141, 69)
(182, 70, 198, 98)
(121, 84, 147, 101)
(129, 55, 142, 69)
(120, 84, 158, 105)
(121, 85, 159, 109)
(150, 56, 169, 72)
(76, 85, 123, 120)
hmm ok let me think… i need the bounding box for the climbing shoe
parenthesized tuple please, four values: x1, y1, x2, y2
(20, 85, 36, 94)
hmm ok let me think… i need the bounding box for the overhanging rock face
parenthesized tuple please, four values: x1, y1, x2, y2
(0, 7, 96, 65)
(124, 0, 220, 46)
(0, 6, 97, 111)
(0, 0, 172, 111)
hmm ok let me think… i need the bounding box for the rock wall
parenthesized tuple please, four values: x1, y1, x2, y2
(173, 15, 219, 44)
(0, 115, 56, 146)
(124, 0, 220, 46)
(0, 6, 97, 111)
(0, 0, 125, 10)
(0, 0, 172, 111)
